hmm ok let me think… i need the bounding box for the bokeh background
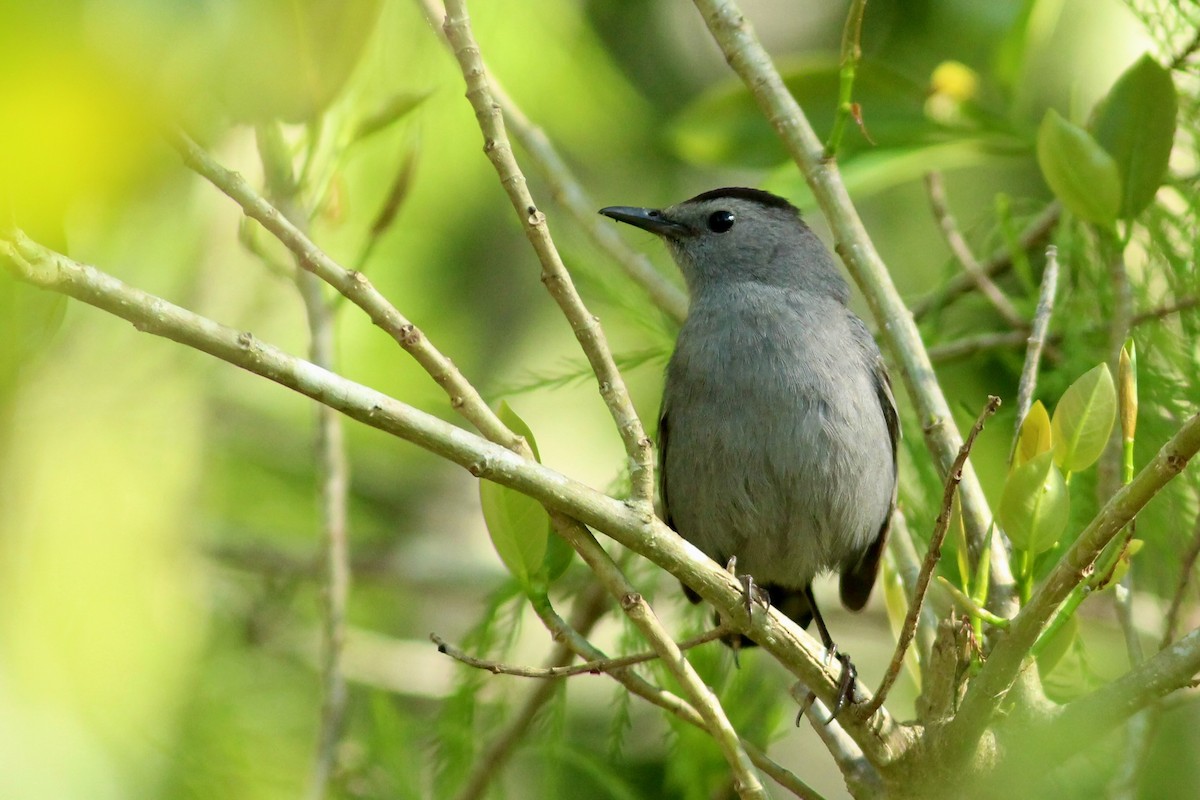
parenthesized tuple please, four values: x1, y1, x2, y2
(2, 1, 1198, 798)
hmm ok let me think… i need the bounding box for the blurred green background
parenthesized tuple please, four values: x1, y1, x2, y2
(1, 1, 1198, 798)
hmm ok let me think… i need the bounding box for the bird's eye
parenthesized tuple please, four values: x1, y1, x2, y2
(707, 210, 735, 233)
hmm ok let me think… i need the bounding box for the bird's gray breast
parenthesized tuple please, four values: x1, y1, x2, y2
(660, 285, 894, 589)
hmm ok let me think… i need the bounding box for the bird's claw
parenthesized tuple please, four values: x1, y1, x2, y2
(827, 651, 858, 722)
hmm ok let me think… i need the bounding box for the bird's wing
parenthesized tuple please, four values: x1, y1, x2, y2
(659, 404, 704, 604)
(839, 341, 900, 611)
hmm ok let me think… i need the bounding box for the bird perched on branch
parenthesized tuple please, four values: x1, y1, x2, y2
(600, 188, 898, 715)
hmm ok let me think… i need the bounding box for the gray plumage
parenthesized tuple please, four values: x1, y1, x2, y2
(601, 187, 898, 637)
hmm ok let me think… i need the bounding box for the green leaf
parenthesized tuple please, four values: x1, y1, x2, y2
(1092, 54, 1177, 219)
(479, 403, 556, 593)
(1051, 363, 1117, 473)
(1013, 399, 1052, 470)
(668, 57, 932, 168)
(1036, 109, 1121, 226)
(1036, 609, 1078, 677)
(999, 451, 1071, 554)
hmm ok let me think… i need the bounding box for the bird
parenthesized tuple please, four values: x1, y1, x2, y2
(600, 187, 898, 714)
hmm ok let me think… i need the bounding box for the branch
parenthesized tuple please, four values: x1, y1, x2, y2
(0, 233, 910, 769)
(928, 329, 1031, 363)
(440, 0, 655, 507)
(416, 0, 688, 324)
(1009, 245, 1060, 461)
(563, 522, 768, 800)
(925, 172, 1025, 330)
(910, 201, 1061, 322)
(800, 700, 882, 798)
(525, 592, 824, 799)
(863, 395, 1000, 717)
(691, 0, 1016, 616)
(944, 410, 1200, 764)
(431, 625, 728, 678)
(887, 513, 941, 664)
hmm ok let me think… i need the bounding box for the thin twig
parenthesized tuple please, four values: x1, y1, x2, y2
(0, 231, 907, 773)
(1131, 295, 1199, 325)
(935, 576, 1010, 628)
(691, 0, 1016, 616)
(415, 0, 689, 324)
(887, 513, 941, 665)
(929, 295, 1198, 364)
(928, 329, 1032, 363)
(449, 582, 609, 800)
(1162, 511, 1200, 650)
(911, 201, 1061, 322)
(1170, 25, 1200, 69)
(862, 395, 1000, 717)
(1009, 245, 1060, 461)
(255, 123, 352, 800)
(925, 172, 1026, 330)
(440, 0, 655, 507)
(431, 625, 729, 678)
(166, 128, 527, 456)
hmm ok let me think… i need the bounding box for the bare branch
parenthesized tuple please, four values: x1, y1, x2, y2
(690, 0, 1016, 616)
(431, 625, 728, 678)
(911, 201, 1061, 322)
(925, 172, 1025, 330)
(440, 0, 655, 507)
(800, 699, 882, 798)
(1009, 245, 1060, 461)
(863, 395, 1000, 717)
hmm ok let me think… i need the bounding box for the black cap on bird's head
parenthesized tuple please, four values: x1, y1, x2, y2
(600, 187, 847, 302)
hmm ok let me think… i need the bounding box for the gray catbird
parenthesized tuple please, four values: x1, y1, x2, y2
(600, 188, 898, 712)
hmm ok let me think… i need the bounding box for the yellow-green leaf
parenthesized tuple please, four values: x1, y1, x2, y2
(479, 403, 555, 593)
(1036, 109, 1121, 226)
(1051, 364, 1117, 473)
(1013, 400, 1052, 469)
(999, 451, 1070, 554)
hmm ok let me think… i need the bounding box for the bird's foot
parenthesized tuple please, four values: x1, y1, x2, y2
(721, 557, 771, 664)
(827, 648, 858, 722)
(792, 649, 859, 725)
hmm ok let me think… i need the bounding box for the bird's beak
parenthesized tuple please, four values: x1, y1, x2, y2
(599, 206, 691, 238)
